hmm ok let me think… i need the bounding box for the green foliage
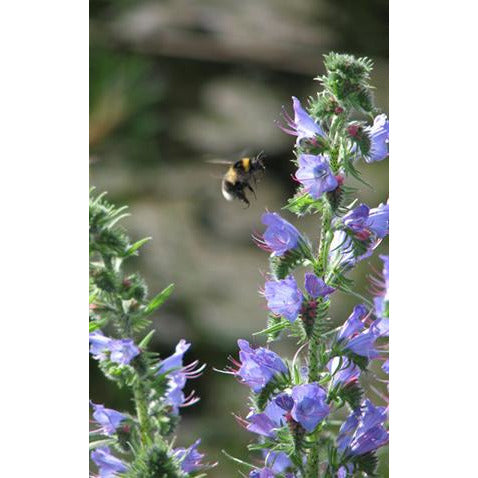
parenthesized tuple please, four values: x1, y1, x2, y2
(126, 441, 184, 478)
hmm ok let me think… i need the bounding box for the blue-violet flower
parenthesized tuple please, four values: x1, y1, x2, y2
(264, 276, 303, 322)
(295, 154, 338, 200)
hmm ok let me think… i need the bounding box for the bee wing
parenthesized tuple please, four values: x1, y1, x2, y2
(205, 159, 234, 165)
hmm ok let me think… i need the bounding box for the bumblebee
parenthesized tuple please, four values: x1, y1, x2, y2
(210, 154, 266, 206)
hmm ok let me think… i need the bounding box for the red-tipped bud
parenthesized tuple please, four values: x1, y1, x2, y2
(335, 174, 345, 186)
(347, 124, 360, 137)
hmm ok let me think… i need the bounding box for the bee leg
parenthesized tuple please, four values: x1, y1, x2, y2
(235, 188, 250, 207)
(246, 183, 256, 199)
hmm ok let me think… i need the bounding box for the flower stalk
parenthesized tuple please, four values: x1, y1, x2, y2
(226, 52, 389, 478)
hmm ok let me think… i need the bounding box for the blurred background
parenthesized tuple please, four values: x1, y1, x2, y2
(90, 0, 388, 475)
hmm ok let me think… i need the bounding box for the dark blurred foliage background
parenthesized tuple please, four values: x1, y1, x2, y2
(90, 0, 389, 475)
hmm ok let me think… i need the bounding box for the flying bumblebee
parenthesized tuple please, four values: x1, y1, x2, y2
(208, 153, 266, 206)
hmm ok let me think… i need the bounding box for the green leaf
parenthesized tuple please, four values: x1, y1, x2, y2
(89, 321, 101, 332)
(138, 330, 155, 349)
(124, 237, 152, 257)
(253, 317, 290, 337)
(89, 438, 116, 450)
(144, 284, 175, 315)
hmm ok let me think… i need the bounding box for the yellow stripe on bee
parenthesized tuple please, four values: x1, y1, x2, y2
(242, 157, 250, 172)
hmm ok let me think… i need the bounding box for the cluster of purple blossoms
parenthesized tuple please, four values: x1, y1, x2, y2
(329, 202, 389, 269)
(91, 446, 127, 478)
(337, 399, 388, 458)
(236, 363, 330, 434)
(89, 330, 140, 365)
(263, 273, 335, 323)
(157, 339, 205, 414)
(231, 339, 288, 392)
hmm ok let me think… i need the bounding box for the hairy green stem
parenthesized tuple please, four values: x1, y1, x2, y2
(133, 379, 152, 446)
(306, 204, 334, 478)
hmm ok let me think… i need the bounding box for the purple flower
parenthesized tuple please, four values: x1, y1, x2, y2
(342, 203, 389, 239)
(264, 450, 293, 474)
(260, 212, 301, 257)
(157, 340, 204, 414)
(337, 400, 388, 456)
(327, 357, 360, 386)
(90, 402, 126, 435)
(91, 447, 127, 478)
(337, 306, 380, 359)
(368, 203, 389, 239)
(264, 276, 303, 322)
(109, 339, 140, 365)
(158, 340, 190, 375)
(279, 96, 326, 144)
(337, 465, 354, 478)
(337, 305, 368, 341)
(304, 273, 335, 298)
(89, 331, 139, 365)
(291, 383, 330, 432)
(275, 392, 294, 411)
(295, 154, 338, 200)
(345, 329, 380, 359)
(89, 331, 112, 359)
(235, 340, 288, 393)
(246, 400, 285, 438)
(372, 316, 389, 337)
(329, 230, 380, 269)
(174, 439, 205, 473)
(365, 114, 389, 163)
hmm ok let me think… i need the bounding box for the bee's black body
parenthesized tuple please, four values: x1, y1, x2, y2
(221, 155, 265, 206)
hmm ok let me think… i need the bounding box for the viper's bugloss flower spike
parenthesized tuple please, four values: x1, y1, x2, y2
(364, 114, 389, 163)
(278, 96, 326, 144)
(304, 272, 335, 298)
(259, 212, 301, 256)
(90, 401, 126, 436)
(224, 52, 387, 476)
(295, 154, 338, 200)
(91, 446, 127, 477)
(264, 275, 303, 322)
(290, 383, 330, 432)
(234, 339, 288, 393)
(337, 400, 388, 456)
